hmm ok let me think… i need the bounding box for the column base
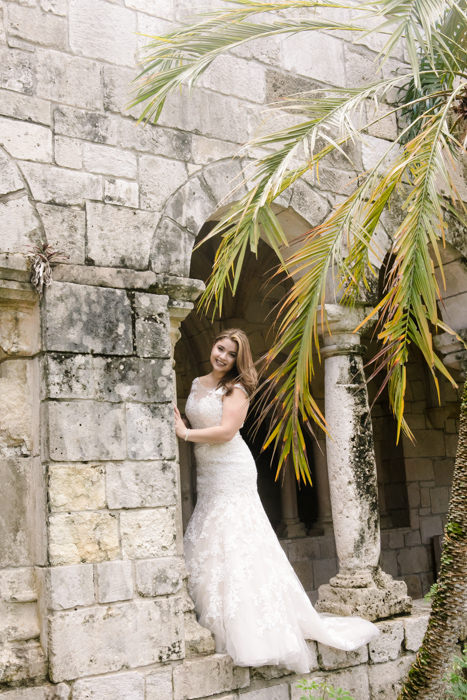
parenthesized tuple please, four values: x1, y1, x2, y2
(316, 568, 412, 621)
(277, 518, 307, 539)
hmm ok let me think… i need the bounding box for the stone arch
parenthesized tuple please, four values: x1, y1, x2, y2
(149, 157, 331, 277)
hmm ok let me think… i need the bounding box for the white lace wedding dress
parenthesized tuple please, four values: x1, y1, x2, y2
(184, 378, 379, 673)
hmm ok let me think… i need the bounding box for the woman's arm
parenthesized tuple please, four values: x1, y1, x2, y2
(174, 387, 249, 444)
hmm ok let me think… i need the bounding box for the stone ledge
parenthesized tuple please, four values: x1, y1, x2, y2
(50, 264, 204, 301)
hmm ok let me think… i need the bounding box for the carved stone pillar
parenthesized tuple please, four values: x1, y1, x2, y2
(278, 466, 306, 538)
(316, 304, 411, 620)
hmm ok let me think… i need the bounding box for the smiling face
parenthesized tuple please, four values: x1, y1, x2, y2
(210, 336, 238, 376)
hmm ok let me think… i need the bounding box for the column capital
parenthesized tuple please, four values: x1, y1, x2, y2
(317, 304, 376, 343)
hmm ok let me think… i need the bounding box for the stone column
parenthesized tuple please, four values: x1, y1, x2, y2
(316, 304, 411, 620)
(311, 438, 333, 533)
(278, 466, 306, 538)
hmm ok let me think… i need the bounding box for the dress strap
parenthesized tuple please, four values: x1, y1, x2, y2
(233, 383, 249, 396)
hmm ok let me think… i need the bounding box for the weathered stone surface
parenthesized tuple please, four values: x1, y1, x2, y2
(7, 4, 67, 49)
(70, 0, 136, 67)
(0, 150, 25, 196)
(0, 360, 34, 455)
(126, 403, 176, 460)
(46, 354, 93, 400)
(36, 204, 85, 265)
(173, 653, 249, 700)
(164, 173, 216, 233)
(44, 564, 94, 609)
(83, 143, 137, 178)
(0, 600, 40, 641)
(54, 106, 118, 144)
(139, 154, 187, 211)
(94, 357, 173, 403)
(48, 401, 126, 462)
(236, 686, 289, 700)
(184, 611, 216, 658)
(95, 560, 134, 603)
(0, 46, 36, 96)
(368, 653, 416, 699)
(54, 135, 83, 169)
(282, 31, 346, 87)
(135, 556, 185, 596)
(150, 218, 195, 277)
(0, 639, 48, 687)
(145, 667, 173, 700)
(0, 88, 51, 125)
(369, 619, 404, 662)
(48, 598, 183, 681)
(102, 63, 138, 114)
(134, 293, 172, 358)
(48, 464, 106, 511)
(106, 460, 177, 508)
(104, 177, 139, 208)
(289, 179, 330, 226)
(48, 512, 120, 565)
(86, 202, 155, 269)
(404, 611, 429, 651)
(36, 49, 102, 110)
(0, 195, 40, 253)
(0, 567, 36, 603)
(0, 116, 52, 161)
(44, 282, 132, 355)
(199, 54, 266, 103)
(20, 162, 102, 205)
(120, 507, 177, 558)
(318, 640, 368, 670)
(72, 672, 144, 699)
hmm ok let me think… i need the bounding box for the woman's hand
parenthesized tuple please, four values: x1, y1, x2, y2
(174, 405, 188, 439)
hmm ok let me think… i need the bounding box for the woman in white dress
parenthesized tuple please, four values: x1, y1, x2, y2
(174, 328, 379, 673)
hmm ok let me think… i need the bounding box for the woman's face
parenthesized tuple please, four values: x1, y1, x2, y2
(210, 337, 238, 375)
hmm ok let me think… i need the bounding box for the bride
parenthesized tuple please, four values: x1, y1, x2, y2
(174, 328, 379, 673)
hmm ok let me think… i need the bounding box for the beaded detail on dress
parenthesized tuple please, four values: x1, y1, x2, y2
(184, 377, 379, 672)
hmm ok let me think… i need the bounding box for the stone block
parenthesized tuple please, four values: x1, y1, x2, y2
(95, 560, 134, 603)
(106, 460, 177, 508)
(0, 116, 52, 161)
(46, 354, 93, 399)
(20, 162, 102, 205)
(0, 150, 24, 196)
(0, 567, 36, 603)
(0, 46, 36, 96)
(0, 601, 40, 641)
(41, 0, 68, 15)
(420, 515, 443, 544)
(54, 106, 118, 144)
(0, 88, 51, 125)
(366, 102, 398, 141)
(290, 179, 330, 227)
(292, 559, 314, 592)
(191, 134, 235, 165)
(164, 174, 216, 235)
(7, 4, 67, 49)
(86, 202, 155, 269)
(199, 54, 266, 103)
(126, 403, 176, 460)
(83, 143, 137, 178)
(116, 118, 192, 161)
(120, 507, 177, 559)
(282, 31, 346, 87)
(173, 653, 249, 700)
(369, 619, 404, 663)
(72, 672, 144, 699)
(312, 558, 338, 588)
(44, 282, 132, 354)
(36, 49, 102, 110)
(139, 154, 187, 212)
(36, 204, 85, 264)
(134, 293, 172, 358)
(104, 177, 139, 208)
(54, 136, 83, 169)
(239, 687, 289, 700)
(0, 195, 40, 253)
(48, 512, 120, 565)
(93, 356, 173, 403)
(430, 486, 450, 513)
(45, 564, 94, 609)
(49, 463, 106, 511)
(102, 63, 138, 114)
(48, 401, 126, 462)
(184, 611, 216, 658)
(317, 640, 368, 670)
(368, 654, 416, 699)
(145, 667, 173, 700)
(0, 639, 48, 687)
(49, 598, 183, 681)
(150, 218, 195, 276)
(127, 0, 175, 17)
(135, 556, 185, 596)
(0, 360, 35, 455)
(404, 458, 435, 481)
(397, 546, 430, 575)
(404, 431, 446, 458)
(361, 134, 396, 173)
(404, 612, 429, 651)
(70, 0, 136, 66)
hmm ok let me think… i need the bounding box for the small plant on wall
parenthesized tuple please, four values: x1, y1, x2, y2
(297, 678, 355, 700)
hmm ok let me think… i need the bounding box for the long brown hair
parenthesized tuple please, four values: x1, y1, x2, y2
(213, 328, 257, 397)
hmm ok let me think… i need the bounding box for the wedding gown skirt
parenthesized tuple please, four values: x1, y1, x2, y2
(184, 379, 379, 673)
